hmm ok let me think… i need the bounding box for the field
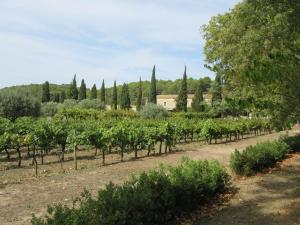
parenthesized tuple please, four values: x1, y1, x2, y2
(1, 126, 299, 225)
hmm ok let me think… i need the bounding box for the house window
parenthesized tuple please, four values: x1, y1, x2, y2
(164, 102, 166, 106)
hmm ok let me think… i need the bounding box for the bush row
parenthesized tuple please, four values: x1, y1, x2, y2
(32, 158, 230, 225)
(230, 135, 300, 176)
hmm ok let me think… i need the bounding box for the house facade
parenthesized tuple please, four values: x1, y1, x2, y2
(157, 94, 211, 111)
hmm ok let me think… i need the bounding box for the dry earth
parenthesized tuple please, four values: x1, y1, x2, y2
(0, 128, 299, 225)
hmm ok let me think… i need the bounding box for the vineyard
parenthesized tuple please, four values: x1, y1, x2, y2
(0, 109, 274, 175)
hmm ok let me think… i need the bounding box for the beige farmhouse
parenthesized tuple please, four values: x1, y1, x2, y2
(157, 94, 211, 111)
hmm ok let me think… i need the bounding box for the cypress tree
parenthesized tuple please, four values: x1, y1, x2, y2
(78, 79, 87, 100)
(120, 83, 131, 110)
(42, 81, 50, 103)
(90, 84, 97, 99)
(191, 81, 205, 112)
(211, 74, 222, 105)
(60, 90, 66, 103)
(149, 65, 157, 104)
(53, 92, 60, 103)
(112, 81, 118, 110)
(69, 74, 78, 100)
(176, 66, 188, 112)
(100, 80, 106, 103)
(136, 77, 142, 111)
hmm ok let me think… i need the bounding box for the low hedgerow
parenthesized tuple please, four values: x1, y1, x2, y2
(32, 158, 230, 225)
(230, 141, 290, 176)
(279, 134, 300, 152)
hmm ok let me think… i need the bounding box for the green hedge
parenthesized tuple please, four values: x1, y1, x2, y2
(279, 134, 300, 152)
(32, 158, 230, 225)
(230, 141, 290, 176)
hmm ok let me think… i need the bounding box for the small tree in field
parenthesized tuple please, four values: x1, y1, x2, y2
(100, 80, 106, 104)
(42, 81, 50, 103)
(136, 77, 143, 111)
(69, 75, 78, 100)
(191, 81, 205, 112)
(90, 84, 97, 99)
(112, 81, 118, 110)
(176, 66, 188, 112)
(78, 79, 87, 100)
(149, 65, 157, 104)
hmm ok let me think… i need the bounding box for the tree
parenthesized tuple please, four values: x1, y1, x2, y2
(203, 0, 300, 121)
(100, 80, 106, 104)
(136, 77, 142, 111)
(42, 81, 50, 103)
(176, 66, 188, 112)
(191, 81, 205, 112)
(0, 90, 40, 121)
(149, 65, 157, 104)
(60, 90, 66, 103)
(211, 74, 222, 106)
(112, 81, 118, 110)
(51, 92, 60, 103)
(69, 74, 78, 100)
(78, 79, 87, 100)
(120, 83, 131, 109)
(90, 84, 97, 99)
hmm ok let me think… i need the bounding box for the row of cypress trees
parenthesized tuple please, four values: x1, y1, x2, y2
(41, 65, 215, 112)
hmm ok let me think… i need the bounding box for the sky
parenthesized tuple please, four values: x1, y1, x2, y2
(0, 0, 239, 88)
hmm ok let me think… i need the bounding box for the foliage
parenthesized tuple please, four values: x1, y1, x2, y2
(31, 158, 229, 225)
(191, 80, 205, 112)
(90, 84, 97, 99)
(136, 77, 143, 111)
(78, 79, 87, 100)
(78, 99, 106, 111)
(139, 103, 169, 119)
(120, 83, 131, 110)
(176, 66, 188, 112)
(149, 65, 157, 104)
(203, 0, 300, 121)
(230, 140, 290, 176)
(0, 90, 40, 121)
(111, 81, 118, 110)
(100, 80, 106, 104)
(68, 75, 78, 100)
(42, 81, 50, 103)
(41, 102, 59, 117)
(279, 134, 300, 152)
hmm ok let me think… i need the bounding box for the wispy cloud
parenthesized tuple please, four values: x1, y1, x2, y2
(0, 0, 239, 88)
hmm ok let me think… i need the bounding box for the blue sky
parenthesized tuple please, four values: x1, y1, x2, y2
(0, 0, 239, 88)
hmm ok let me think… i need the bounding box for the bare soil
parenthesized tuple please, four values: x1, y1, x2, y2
(0, 128, 299, 225)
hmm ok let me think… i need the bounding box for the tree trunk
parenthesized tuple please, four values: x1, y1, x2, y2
(16, 147, 21, 167)
(74, 146, 77, 170)
(159, 141, 162, 155)
(121, 145, 124, 161)
(95, 148, 98, 156)
(40, 150, 44, 165)
(134, 145, 138, 159)
(33, 147, 38, 177)
(102, 149, 105, 165)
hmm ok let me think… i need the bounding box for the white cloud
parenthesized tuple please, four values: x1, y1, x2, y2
(0, 0, 239, 88)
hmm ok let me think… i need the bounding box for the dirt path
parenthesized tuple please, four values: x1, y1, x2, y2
(195, 153, 300, 225)
(0, 129, 299, 225)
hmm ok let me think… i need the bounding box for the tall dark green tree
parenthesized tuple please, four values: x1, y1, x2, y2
(176, 66, 188, 112)
(90, 84, 97, 99)
(120, 83, 131, 109)
(42, 81, 50, 103)
(60, 90, 66, 103)
(148, 65, 157, 104)
(52, 92, 60, 103)
(100, 80, 106, 104)
(136, 77, 142, 111)
(78, 79, 87, 100)
(211, 74, 222, 105)
(191, 81, 205, 112)
(112, 81, 118, 110)
(69, 75, 78, 100)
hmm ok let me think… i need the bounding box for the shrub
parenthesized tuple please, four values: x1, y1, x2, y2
(103, 109, 138, 119)
(41, 102, 59, 117)
(0, 90, 40, 121)
(279, 134, 300, 152)
(78, 99, 106, 111)
(31, 158, 229, 225)
(139, 103, 169, 119)
(230, 141, 290, 176)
